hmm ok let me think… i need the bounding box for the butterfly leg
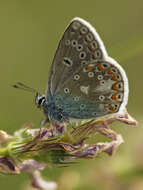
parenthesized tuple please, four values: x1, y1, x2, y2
(49, 121, 67, 137)
(39, 118, 50, 137)
(40, 118, 50, 127)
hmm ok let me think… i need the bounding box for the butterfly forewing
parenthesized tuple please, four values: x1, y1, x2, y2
(47, 18, 108, 95)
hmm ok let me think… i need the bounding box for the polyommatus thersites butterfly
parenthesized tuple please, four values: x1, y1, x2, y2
(15, 17, 129, 125)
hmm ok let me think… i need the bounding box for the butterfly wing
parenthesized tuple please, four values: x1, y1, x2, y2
(47, 17, 108, 94)
(47, 17, 128, 120)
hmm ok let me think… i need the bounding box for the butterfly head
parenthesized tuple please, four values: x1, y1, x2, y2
(35, 93, 46, 109)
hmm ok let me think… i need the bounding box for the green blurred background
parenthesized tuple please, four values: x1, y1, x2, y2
(0, 0, 143, 190)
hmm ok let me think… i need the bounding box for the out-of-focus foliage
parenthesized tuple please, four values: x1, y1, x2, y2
(0, 0, 142, 190)
(0, 111, 138, 189)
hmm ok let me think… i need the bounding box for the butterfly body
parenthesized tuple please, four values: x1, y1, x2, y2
(35, 17, 129, 124)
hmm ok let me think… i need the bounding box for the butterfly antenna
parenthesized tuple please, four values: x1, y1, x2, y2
(12, 82, 40, 94)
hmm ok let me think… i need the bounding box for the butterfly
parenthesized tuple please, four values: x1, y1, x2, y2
(14, 17, 129, 125)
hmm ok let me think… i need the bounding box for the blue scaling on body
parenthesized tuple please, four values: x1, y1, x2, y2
(35, 17, 129, 124)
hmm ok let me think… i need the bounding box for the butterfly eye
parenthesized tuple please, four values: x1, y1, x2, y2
(35, 95, 46, 108)
(39, 97, 45, 105)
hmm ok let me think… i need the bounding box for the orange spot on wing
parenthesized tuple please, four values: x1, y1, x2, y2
(111, 93, 118, 101)
(92, 53, 97, 60)
(111, 74, 118, 81)
(112, 83, 118, 90)
(107, 69, 113, 74)
(85, 65, 92, 71)
(108, 104, 115, 112)
(97, 64, 104, 71)
(88, 43, 94, 51)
